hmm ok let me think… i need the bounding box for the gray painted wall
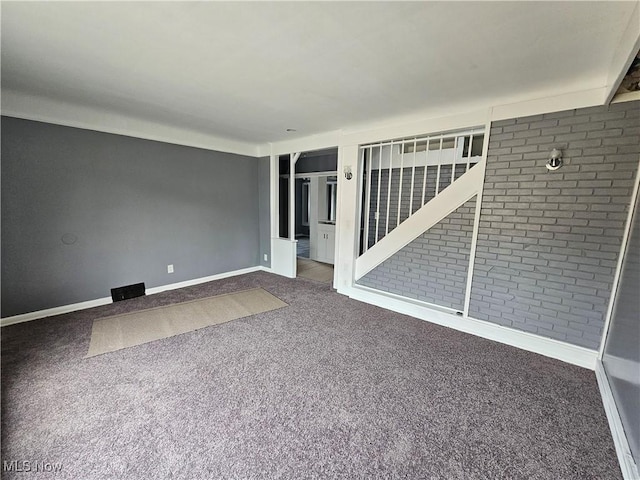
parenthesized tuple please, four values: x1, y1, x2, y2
(295, 151, 337, 174)
(358, 198, 476, 311)
(470, 101, 639, 349)
(258, 156, 271, 268)
(2, 117, 262, 317)
(603, 191, 639, 464)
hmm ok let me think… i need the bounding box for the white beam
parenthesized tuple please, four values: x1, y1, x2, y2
(341, 109, 487, 148)
(269, 153, 278, 239)
(289, 153, 298, 242)
(463, 111, 493, 316)
(334, 143, 360, 290)
(261, 131, 341, 157)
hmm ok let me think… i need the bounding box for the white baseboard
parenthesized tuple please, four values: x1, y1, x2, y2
(0, 297, 114, 327)
(595, 361, 639, 480)
(1, 266, 267, 327)
(342, 285, 598, 370)
(145, 266, 265, 295)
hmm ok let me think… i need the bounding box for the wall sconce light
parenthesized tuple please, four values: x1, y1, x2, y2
(344, 165, 353, 180)
(546, 148, 563, 171)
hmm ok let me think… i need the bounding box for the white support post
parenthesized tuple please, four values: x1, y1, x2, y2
(435, 137, 443, 196)
(466, 133, 474, 172)
(463, 112, 492, 317)
(397, 142, 405, 227)
(450, 136, 457, 186)
(270, 153, 278, 239)
(335, 143, 361, 291)
(375, 145, 382, 243)
(409, 139, 417, 215)
(363, 147, 372, 253)
(289, 152, 300, 242)
(421, 139, 430, 207)
(309, 177, 320, 261)
(269, 152, 277, 274)
(385, 142, 393, 235)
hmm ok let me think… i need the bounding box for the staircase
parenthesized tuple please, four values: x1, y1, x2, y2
(356, 128, 485, 280)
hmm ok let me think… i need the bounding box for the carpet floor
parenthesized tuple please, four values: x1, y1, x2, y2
(1, 271, 621, 479)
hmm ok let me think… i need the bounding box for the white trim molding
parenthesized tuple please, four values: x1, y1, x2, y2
(341, 284, 598, 370)
(490, 87, 606, 123)
(145, 266, 265, 295)
(341, 109, 488, 149)
(0, 266, 266, 327)
(595, 361, 640, 480)
(1, 297, 114, 328)
(2, 89, 261, 158)
(262, 130, 341, 158)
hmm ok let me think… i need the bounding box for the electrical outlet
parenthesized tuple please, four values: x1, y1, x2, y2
(263, 254, 268, 262)
(167, 264, 174, 274)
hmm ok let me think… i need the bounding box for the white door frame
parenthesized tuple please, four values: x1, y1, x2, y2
(270, 152, 300, 278)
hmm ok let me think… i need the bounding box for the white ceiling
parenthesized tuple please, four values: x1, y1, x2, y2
(1, 1, 638, 150)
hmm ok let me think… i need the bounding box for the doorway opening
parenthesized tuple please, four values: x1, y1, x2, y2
(272, 147, 338, 283)
(286, 148, 338, 284)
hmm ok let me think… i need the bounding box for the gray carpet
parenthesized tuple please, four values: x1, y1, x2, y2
(1, 271, 621, 479)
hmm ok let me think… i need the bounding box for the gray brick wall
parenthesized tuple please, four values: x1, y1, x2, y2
(469, 100, 639, 349)
(358, 198, 477, 310)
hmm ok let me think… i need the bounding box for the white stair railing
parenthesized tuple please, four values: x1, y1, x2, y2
(355, 161, 484, 281)
(359, 128, 485, 254)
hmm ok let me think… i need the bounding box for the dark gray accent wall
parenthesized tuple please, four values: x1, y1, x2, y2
(358, 198, 476, 311)
(258, 156, 271, 268)
(294, 178, 309, 237)
(295, 150, 338, 174)
(470, 101, 639, 349)
(602, 190, 639, 464)
(2, 117, 261, 317)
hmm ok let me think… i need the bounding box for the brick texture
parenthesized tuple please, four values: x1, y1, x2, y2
(469, 101, 639, 349)
(358, 198, 477, 310)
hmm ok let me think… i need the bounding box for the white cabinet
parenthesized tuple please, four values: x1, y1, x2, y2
(316, 223, 335, 264)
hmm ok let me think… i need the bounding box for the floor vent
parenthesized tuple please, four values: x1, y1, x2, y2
(111, 283, 145, 302)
